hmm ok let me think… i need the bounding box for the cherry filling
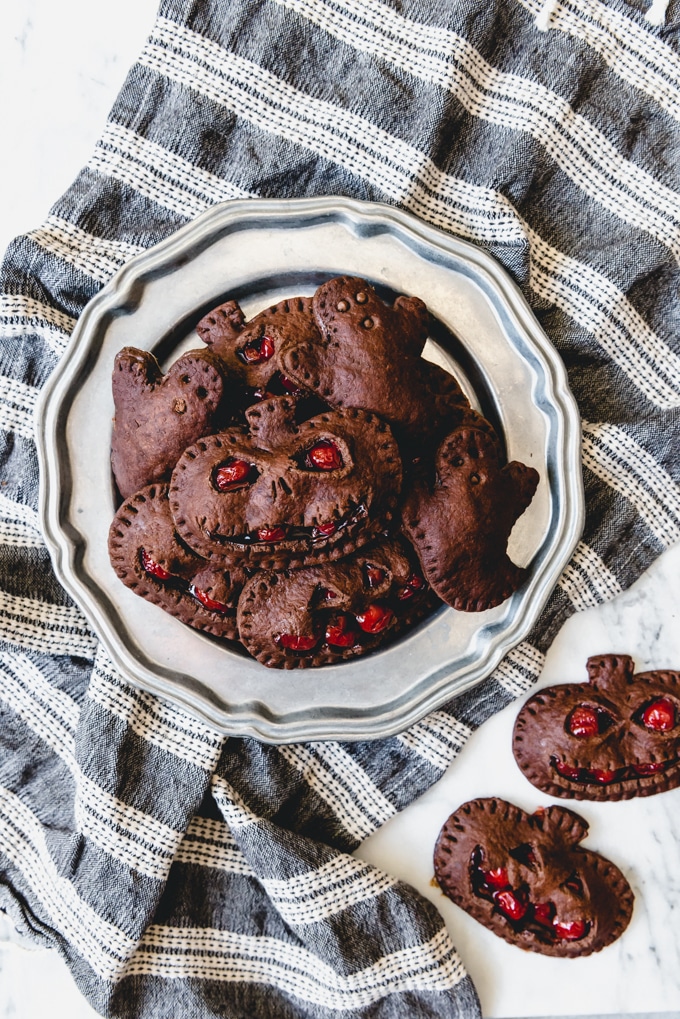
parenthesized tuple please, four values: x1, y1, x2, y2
(140, 550, 173, 581)
(551, 756, 672, 784)
(470, 846, 590, 942)
(276, 633, 319, 652)
(239, 334, 275, 364)
(190, 586, 231, 614)
(213, 458, 258, 491)
(640, 696, 676, 731)
(397, 573, 426, 601)
(256, 526, 288, 543)
(325, 613, 359, 648)
(304, 440, 344, 471)
(364, 565, 387, 588)
(356, 603, 394, 634)
(567, 704, 613, 738)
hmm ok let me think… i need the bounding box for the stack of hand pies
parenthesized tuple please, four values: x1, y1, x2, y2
(108, 276, 539, 668)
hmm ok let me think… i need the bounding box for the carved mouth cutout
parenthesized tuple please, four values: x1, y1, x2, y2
(206, 502, 368, 548)
(470, 845, 591, 944)
(551, 757, 673, 785)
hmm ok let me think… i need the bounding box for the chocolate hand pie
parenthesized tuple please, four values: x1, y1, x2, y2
(402, 423, 539, 611)
(513, 653, 680, 800)
(169, 395, 402, 568)
(434, 797, 634, 957)
(111, 347, 226, 499)
(237, 537, 436, 668)
(108, 483, 245, 640)
(196, 294, 320, 397)
(279, 276, 469, 445)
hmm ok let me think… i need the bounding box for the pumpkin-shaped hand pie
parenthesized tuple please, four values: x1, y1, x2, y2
(111, 347, 226, 499)
(237, 537, 437, 668)
(196, 294, 320, 397)
(108, 483, 245, 641)
(434, 798, 634, 957)
(279, 276, 470, 446)
(513, 653, 680, 800)
(169, 395, 402, 569)
(401, 424, 539, 611)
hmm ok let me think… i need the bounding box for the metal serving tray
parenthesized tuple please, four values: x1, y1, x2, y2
(36, 197, 583, 742)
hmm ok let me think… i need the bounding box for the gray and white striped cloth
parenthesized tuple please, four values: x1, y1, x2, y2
(2, 0, 680, 1015)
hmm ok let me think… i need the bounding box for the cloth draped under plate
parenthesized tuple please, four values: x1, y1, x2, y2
(1, 0, 679, 1015)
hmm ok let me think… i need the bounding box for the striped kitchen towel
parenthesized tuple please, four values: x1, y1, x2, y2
(1, 0, 679, 1015)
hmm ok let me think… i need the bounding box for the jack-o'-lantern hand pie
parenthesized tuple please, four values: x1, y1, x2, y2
(434, 798, 634, 957)
(237, 537, 436, 668)
(513, 653, 680, 800)
(169, 395, 402, 569)
(111, 346, 227, 499)
(402, 423, 539, 611)
(278, 276, 470, 446)
(108, 483, 245, 641)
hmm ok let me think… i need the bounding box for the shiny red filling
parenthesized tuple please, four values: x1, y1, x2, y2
(552, 756, 671, 784)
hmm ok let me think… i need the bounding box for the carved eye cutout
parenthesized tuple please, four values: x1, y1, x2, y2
(452, 456, 465, 467)
(509, 843, 537, 868)
(303, 439, 344, 471)
(563, 871, 584, 896)
(213, 458, 259, 492)
(638, 696, 676, 732)
(239, 334, 275, 364)
(469, 472, 481, 485)
(566, 704, 614, 738)
(364, 564, 387, 588)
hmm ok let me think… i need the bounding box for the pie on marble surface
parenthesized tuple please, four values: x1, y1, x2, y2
(433, 797, 634, 956)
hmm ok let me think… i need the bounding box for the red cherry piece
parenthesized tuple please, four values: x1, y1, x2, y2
(553, 919, 589, 941)
(279, 374, 305, 396)
(365, 566, 386, 588)
(325, 614, 357, 648)
(306, 439, 343, 471)
(256, 526, 287, 542)
(192, 587, 229, 613)
(214, 458, 255, 491)
(241, 335, 275, 363)
(554, 760, 581, 781)
(140, 550, 173, 581)
(567, 705, 600, 738)
(314, 522, 337, 537)
(356, 603, 394, 634)
(633, 761, 665, 775)
(588, 768, 617, 784)
(533, 901, 556, 927)
(277, 633, 319, 652)
(642, 697, 676, 732)
(483, 867, 509, 890)
(324, 589, 338, 600)
(494, 889, 528, 921)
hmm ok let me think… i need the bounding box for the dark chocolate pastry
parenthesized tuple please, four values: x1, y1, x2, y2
(111, 347, 226, 499)
(237, 537, 436, 668)
(434, 797, 634, 957)
(196, 294, 319, 397)
(108, 483, 245, 641)
(402, 423, 539, 611)
(513, 653, 680, 800)
(169, 395, 402, 568)
(279, 276, 470, 445)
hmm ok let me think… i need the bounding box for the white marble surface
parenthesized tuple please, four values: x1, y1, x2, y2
(1, 2, 680, 1017)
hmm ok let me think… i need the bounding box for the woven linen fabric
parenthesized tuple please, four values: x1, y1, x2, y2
(2, 0, 680, 1015)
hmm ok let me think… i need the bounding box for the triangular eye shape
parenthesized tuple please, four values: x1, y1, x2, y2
(299, 439, 344, 471)
(635, 697, 676, 732)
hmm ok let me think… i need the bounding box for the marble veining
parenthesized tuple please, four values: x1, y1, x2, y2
(1, 1, 680, 1017)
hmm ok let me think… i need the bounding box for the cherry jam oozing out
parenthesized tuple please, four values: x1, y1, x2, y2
(470, 845, 590, 943)
(238, 334, 275, 364)
(552, 695, 678, 785)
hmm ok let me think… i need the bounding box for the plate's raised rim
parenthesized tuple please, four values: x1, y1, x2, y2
(36, 196, 584, 742)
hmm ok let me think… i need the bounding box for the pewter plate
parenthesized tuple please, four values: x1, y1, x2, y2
(36, 197, 583, 743)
